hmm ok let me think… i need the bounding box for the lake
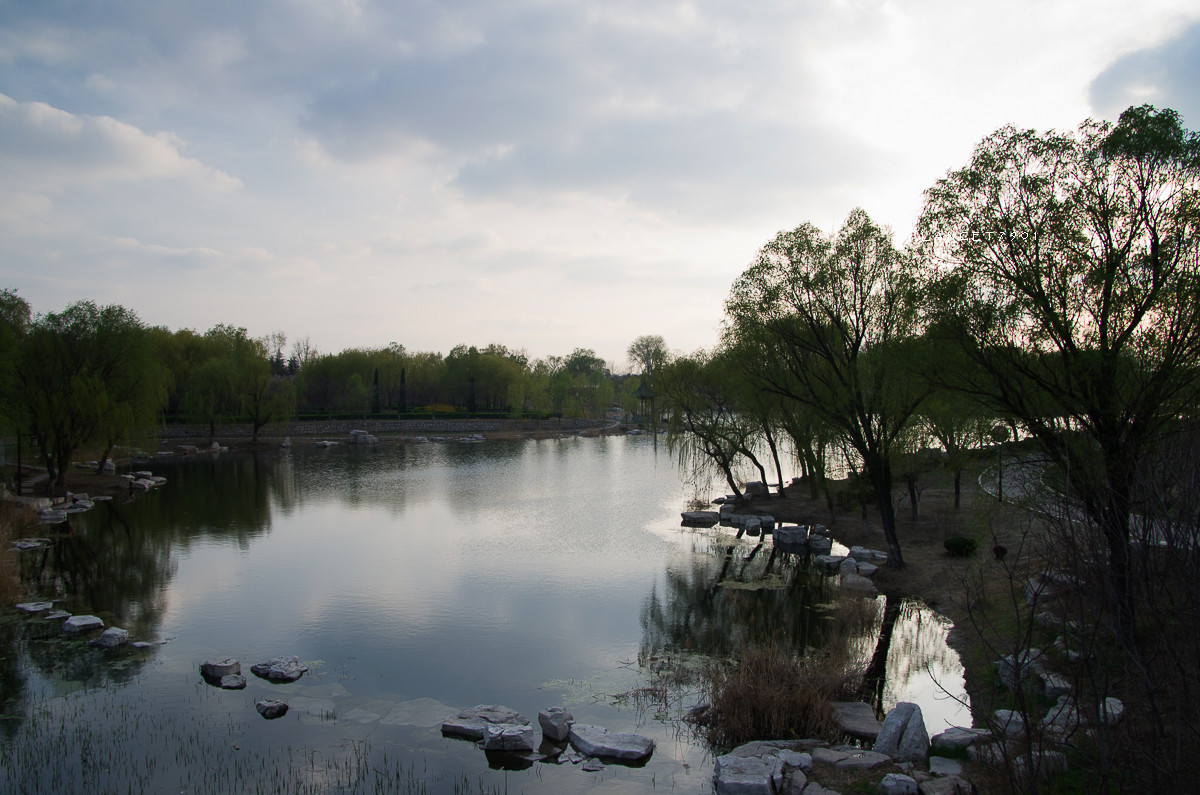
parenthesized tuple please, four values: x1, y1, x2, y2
(1, 434, 968, 793)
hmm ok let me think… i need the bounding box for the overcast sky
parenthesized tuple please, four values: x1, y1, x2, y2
(2, 0, 1198, 368)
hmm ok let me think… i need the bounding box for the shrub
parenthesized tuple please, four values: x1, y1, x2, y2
(944, 536, 978, 557)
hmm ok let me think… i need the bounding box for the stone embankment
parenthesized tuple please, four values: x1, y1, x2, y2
(151, 417, 607, 441)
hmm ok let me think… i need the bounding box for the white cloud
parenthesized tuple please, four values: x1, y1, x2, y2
(0, 93, 241, 192)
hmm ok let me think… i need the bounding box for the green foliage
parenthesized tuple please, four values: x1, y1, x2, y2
(19, 301, 168, 485)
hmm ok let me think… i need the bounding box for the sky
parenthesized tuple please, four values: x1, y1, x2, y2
(1, 0, 1198, 370)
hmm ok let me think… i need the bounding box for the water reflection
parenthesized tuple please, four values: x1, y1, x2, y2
(0, 437, 968, 793)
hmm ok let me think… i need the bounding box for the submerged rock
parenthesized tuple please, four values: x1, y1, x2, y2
(89, 627, 129, 649)
(220, 675, 247, 690)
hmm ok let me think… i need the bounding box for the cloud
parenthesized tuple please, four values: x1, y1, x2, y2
(0, 93, 241, 192)
(1090, 20, 1200, 126)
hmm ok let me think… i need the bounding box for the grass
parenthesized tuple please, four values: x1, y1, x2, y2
(695, 594, 879, 750)
(0, 502, 33, 605)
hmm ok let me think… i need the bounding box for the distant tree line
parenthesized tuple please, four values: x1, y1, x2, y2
(0, 294, 640, 489)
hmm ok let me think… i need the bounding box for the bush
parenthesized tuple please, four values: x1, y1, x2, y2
(943, 536, 978, 557)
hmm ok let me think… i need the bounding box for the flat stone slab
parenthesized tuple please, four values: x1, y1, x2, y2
(681, 511, 720, 527)
(442, 705, 529, 740)
(831, 702, 882, 741)
(251, 656, 309, 682)
(382, 697, 458, 728)
(714, 752, 781, 794)
(16, 601, 54, 613)
(62, 615, 104, 633)
(931, 726, 991, 752)
(88, 627, 129, 648)
(834, 749, 892, 771)
(568, 724, 655, 762)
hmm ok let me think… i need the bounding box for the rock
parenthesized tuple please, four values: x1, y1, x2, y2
(779, 750, 812, 772)
(538, 706, 574, 742)
(44, 610, 71, 621)
(992, 709, 1026, 737)
(848, 546, 878, 561)
(994, 648, 1044, 689)
(1100, 697, 1125, 726)
(839, 557, 859, 575)
(930, 727, 990, 753)
(815, 554, 845, 573)
(1039, 669, 1071, 699)
(581, 758, 605, 772)
(481, 722, 535, 752)
(774, 525, 808, 545)
(201, 659, 242, 678)
(801, 782, 841, 795)
(832, 702, 882, 742)
(251, 656, 309, 682)
(62, 615, 104, 633)
(88, 627, 129, 648)
(811, 747, 850, 765)
(442, 705, 530, 741)
(682, 511, 720, 527)
(714, 752, 781, 794)
(879, 773, 918, 794)
(917, 776, 973, 795)
(219, 675, 247, 689)
(841, 572, 878, 593)
(568, 724, 655, 762)
(256, 699, 289, 719)
(1014, 750, 1068, 781)
(857, 562, 879, 576)
(808, 535, 833, 554)
(928, 757, 962, 777)
(16, 601, 54, 613)
(834, 750, 891, 771)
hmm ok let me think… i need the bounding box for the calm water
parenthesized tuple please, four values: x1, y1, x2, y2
(1, 435, 967, 793)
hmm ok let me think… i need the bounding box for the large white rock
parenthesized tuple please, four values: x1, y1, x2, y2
(568, 724, 655, 762)
(201, 658, 241, 678)
(442, 705, 529, 741)
(538, 706, 574, 742)
(251, 656, 309, 682)
(713, 752, 781, 794)
(481, 722, 535, 752)
(62, 615, 104, 633)
(878, 772, 918, 794)
(774, 526, 808, 545)
(832, 702, 882, 742)
(874, 702, 929, 763)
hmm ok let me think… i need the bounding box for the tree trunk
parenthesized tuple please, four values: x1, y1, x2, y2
(865, 455, 903, 567)
(953, 467, 962, 509)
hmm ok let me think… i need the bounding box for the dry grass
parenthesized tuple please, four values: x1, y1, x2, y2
(697, 595, 878, 750)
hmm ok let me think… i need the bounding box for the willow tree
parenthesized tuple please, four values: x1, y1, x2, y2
(20, 301, 168, 486)
(725, 209, 926, 567)
(918, 105, 1200, 616)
